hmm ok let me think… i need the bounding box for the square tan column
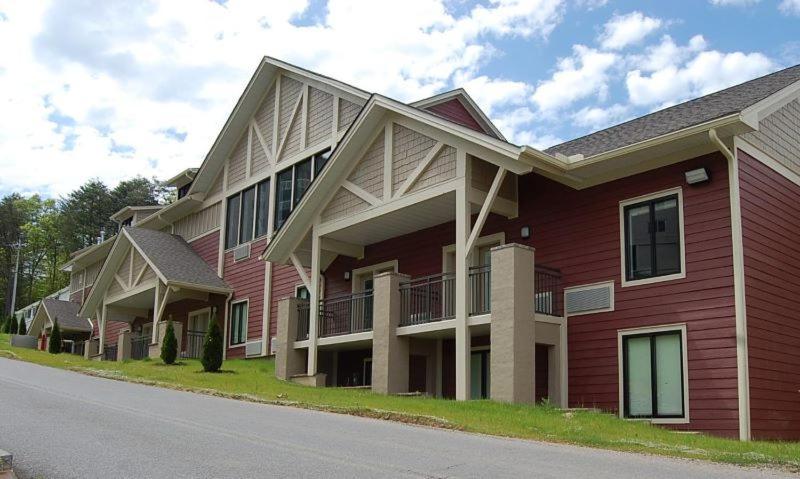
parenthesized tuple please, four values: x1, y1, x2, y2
(371, 271, 410, 394)
(490, 243, 536, 403)
(275, 297, 307, 380)
(117, 330, 132, 361)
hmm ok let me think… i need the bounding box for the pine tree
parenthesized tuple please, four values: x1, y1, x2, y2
(48, 319, 61, 354)
(17, 315, 26, 335)
(8, 315, 18, 335)
(201, 310, 223, 372)
(160, 319, 178, 364)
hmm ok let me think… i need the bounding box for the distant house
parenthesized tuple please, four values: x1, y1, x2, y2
(60, 58, 800, 441)
(14, 286, 69, 332)
(27, 298, 93, 354)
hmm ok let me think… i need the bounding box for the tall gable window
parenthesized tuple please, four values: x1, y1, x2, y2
(225, 178, 270, 249)
(274, 148, 331, 231)
(620, 188, 685, 286)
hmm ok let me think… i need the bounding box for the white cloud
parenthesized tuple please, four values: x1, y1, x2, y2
(779, 0, 800, 15)
(599, 11, 662, 50)
(571, 104, 629, 130)
(709, 0, 760, 5)
(626, 38, 775, 106)
(531, 45, 617, 112)
(0, 0, 565, 197)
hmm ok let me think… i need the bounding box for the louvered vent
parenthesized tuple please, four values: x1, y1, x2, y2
(564, 281, 614, 316)
(245, 340, 262, 357)
(233, 243, 251, 262)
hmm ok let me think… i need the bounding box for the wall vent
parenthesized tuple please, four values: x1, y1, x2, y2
(245, 340, 262, 357)
(564, 281, 614, 316)
(270, 336, 278, 354)
(233, 243, 251, 262)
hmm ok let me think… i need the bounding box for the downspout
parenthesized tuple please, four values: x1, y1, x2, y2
(709, 128, 751, 441)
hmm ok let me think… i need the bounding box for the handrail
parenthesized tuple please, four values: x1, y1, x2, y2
(318, 291, 374, 337)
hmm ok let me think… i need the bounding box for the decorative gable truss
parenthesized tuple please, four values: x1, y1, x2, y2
(224, 72, 366, 192)
(319, 117, 517, 227)
(107, 247, 157, 300)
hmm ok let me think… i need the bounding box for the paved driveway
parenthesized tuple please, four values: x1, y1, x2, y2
(0, 358, 792, 479)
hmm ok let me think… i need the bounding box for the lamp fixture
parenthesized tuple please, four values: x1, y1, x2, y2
(344, 271, 351, 281)
(520, 226, 531, 239)
(685, 167, 710, 185)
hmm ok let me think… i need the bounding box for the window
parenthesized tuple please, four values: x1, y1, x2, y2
(225, 179, 270, 249)
(121, 216, 133, 228)
(621, 189, 684, 285)
(177, 182, 192, 199)
(273, 148, 330, 231)
(621, 327, 686, 420)
(229, 301, 248, 346)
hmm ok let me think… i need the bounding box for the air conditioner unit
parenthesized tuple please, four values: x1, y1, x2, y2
(245, 340, 262, 357)
(564, 281, 614, 316)
(233, 243, 251, 262)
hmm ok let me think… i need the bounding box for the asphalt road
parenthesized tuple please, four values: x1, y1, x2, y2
(0, 358, 792, 479)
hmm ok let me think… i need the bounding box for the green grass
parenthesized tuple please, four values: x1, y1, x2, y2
(2, 334, 798, 471)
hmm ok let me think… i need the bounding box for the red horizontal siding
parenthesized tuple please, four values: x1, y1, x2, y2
(739, 149, 800, 440)
(424, 98, 489, 137)
(269, 264, 303, 341)
(223, 238, 268, 359)
(325, 152, 739, 437)
(189, 230, 220, 271)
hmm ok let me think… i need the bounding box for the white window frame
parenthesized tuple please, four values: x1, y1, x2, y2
(441, 232, 505, 271)
(617, 323, 690, 424)
(188, 307, 212, 332)
(619, 187, 686, 288)
(350, 260, 399, 294)
(228, 299, 249, 348)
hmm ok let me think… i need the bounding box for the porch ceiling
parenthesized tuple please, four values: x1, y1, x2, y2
(110, 287, 155, 309)
(323, 191, 481, 246)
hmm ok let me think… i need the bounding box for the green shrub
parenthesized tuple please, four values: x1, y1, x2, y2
(17, 316, 26, 335)
(0, 316, 8, 333)
(160, 319, 178, 365)
(8, 316, 18, 335)
(48, 320, 61, 354)
(201, 316, 223, 372)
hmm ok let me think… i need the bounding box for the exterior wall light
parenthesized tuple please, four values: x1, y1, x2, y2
(520, 226, 531, 239)
(344, 271, 351, 281)
(685, 167, 710, 185)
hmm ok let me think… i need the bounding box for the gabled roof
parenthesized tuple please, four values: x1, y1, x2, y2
(40, 299, 92, 332)
(80, 227, 232, 316)
(110, 205, 163, 222)
(165, 168, 198, 188)
(411, 89, 506, 140)
(261, 93, 543, 264)
(547, 64, 800, 159)
(61, 236, 116, 272)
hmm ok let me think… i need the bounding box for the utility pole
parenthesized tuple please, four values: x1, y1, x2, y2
(9, 238, 21, 315)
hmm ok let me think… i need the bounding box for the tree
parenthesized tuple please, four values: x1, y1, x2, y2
(7, 315, 17, 335)
(48, 319, 61, 353)
(160, 319, 178, 364)
(1, 316, 9, 333)
(201, 309, 223, 372)
(17, 315, 26, 335)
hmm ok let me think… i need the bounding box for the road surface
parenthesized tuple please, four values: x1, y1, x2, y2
(0, 358, 791, 478)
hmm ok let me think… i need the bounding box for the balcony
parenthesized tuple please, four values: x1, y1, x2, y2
(318, 291, 374, 338)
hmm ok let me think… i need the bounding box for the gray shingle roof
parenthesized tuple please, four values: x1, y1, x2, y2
(41, 299, 91, 332)
(546, 64, 800, 158)
(124, 227, 231, 292)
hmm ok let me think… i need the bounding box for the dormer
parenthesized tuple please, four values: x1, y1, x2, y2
(110, 205, 164, 232)
(166, 168, 199, 199)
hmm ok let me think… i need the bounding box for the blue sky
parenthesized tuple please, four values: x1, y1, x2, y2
(0, 0, 797, 198)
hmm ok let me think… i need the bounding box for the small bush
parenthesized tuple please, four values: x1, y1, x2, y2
(0, 316, 8, 333)
(17, 316, 26, 335)
(160, 319, 178, 365)
(48, 320, 62, 354)
(201, 318, 223, 372)
(7, 316, 18, 335)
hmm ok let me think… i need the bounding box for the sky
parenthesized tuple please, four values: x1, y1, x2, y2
(0, 0, 798, 198)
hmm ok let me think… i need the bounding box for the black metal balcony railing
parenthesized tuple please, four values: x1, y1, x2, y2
(399, 273, 455, 326)
(103, 343, 118, 361)
(318, 291, 373, 337)
(131, 334, 150, 360)
(182, 330, 205, 359)
(72, 340, 85, 357)
(535, 266, 563, 316)
(469, 265, 491, 316)
(296, 300, 310, 341)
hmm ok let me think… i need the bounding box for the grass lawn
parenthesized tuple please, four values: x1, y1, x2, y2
(1, 334, 798, 471)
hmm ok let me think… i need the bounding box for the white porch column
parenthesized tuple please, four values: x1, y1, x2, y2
(98, 304, 107, 358)
(454, 151, 472, 400)
(307, 228, 321, 376)
(151, 281, 161, 344)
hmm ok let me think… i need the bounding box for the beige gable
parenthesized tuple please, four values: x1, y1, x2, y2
(742, 98, 800, 176)
(208, 170, 223, 197)
(339, 99, 361, 132)
(307, 87, 334, 148)
(226, 133, 248, 188)
(254, 83, 276, 155)
(174, 202, 221, 240)
(321, 187, 371, 223)
(408, 145, 456, 194)
(347, 128, 385, 198)
(251, 128, 269, 176)
(107, 246, 157, 298)
(391, 124, 438, 196)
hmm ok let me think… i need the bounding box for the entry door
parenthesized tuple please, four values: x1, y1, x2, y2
(470, 350, 490, 399)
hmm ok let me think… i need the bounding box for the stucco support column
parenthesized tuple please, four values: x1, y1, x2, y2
(117, 329, 132, 361)
(372, 271, 410, 394)
(490, 243, 536, 403)
(276, 297, 307, 380)
(84, 338, 99, 360)
(307, 228, 322, 376)
(454, 156, 472, 400)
